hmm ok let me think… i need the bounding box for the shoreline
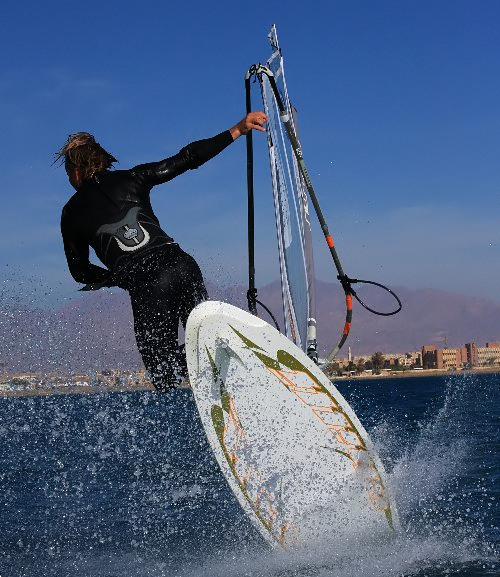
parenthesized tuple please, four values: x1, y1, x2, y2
(333, 366, 500, 381)
(0, 368, 498, 398)
(0, 383, 156, 398)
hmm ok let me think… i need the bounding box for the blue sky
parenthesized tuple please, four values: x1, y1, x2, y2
(1, 0, 499, 307)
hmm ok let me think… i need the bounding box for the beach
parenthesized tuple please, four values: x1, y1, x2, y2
(1, 367, 498, 397)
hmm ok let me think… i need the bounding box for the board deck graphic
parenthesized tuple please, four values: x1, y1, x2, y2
(185, 301, 399, 548)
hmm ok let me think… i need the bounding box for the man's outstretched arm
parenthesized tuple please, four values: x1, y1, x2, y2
(131, 112, 267, 187)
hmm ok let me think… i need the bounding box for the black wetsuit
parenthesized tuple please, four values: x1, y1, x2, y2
(61, 130, 233, 390)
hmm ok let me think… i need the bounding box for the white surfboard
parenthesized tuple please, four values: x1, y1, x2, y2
(185, 301, 399, 548)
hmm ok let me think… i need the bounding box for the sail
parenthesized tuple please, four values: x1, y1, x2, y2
(246, 26, 401, 361)
(260, 25, 317, 354)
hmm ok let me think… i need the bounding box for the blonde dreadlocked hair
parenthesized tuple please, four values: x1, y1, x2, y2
(55, 132, 117, 180)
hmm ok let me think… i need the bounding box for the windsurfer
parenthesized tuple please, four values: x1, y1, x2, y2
(58, 112, 267, 391)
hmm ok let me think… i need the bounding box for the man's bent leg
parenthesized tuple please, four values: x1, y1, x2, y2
(130, 296, 181, 392)
(126, 246, 206, 392)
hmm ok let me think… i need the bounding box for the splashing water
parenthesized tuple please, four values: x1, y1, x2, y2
(178, 373, 498, 577)
(0, 373, 498, 576)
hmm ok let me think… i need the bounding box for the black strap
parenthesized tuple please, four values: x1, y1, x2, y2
(338, 275, 402, 316)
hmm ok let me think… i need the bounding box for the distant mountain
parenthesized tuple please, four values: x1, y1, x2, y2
(0, 291, 141, 374)
(1, 281, 499, 372)
(238, 281, 500, 357)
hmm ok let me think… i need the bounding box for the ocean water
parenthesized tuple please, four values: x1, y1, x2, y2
(0, 373, 498, 577)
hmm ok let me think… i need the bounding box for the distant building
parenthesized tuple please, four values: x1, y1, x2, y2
(394, 352, 421, 367)
(442, 347, 467, 369)
(465, 343, 479, 367)
(477, 343, 500, 367)
(421, 345, 443, 369)
(408, 351, 422, 367)
(421, 345, 467, 370)
(420, 342, 500, 369)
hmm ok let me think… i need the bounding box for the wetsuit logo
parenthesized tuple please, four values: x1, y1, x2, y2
(97, 207, 150, 252)
(123, 228, 139, 240)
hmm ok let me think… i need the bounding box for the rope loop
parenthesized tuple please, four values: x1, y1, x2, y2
(337, 275, 402, 316)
